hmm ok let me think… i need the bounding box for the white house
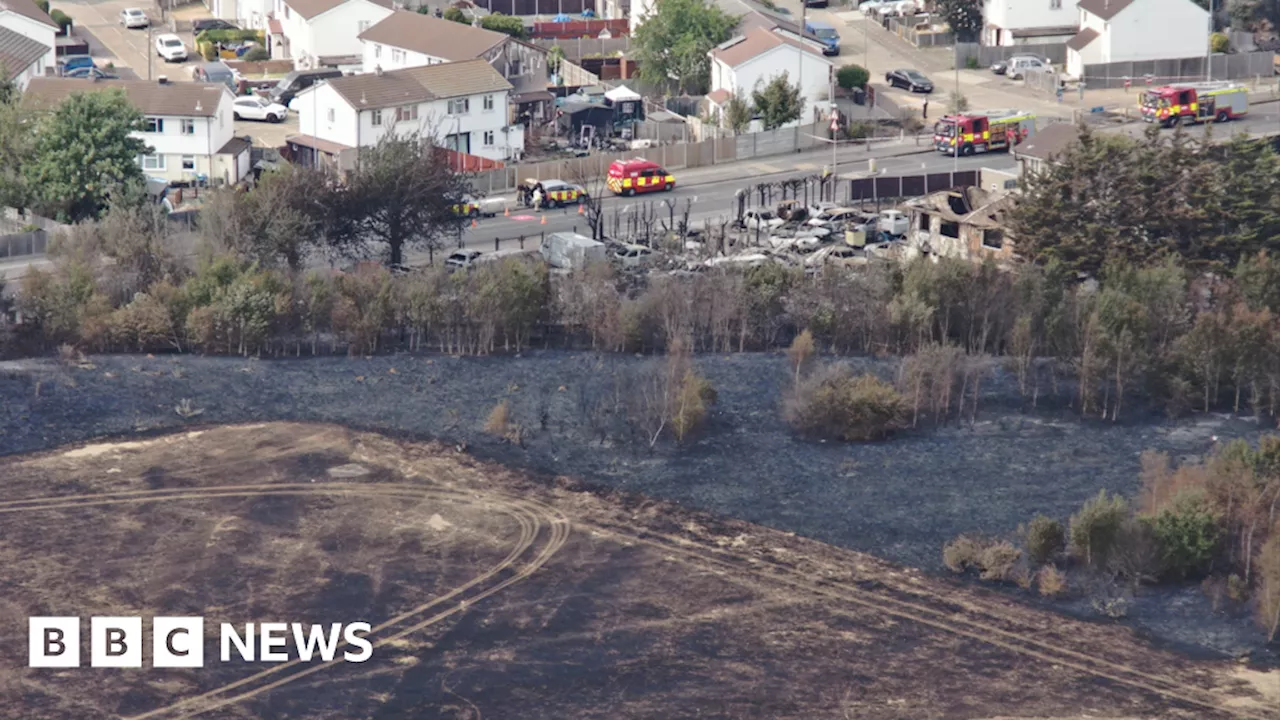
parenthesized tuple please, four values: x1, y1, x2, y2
(707, 27, 833, 129)
(274, 0, 394, 69)
(1066, 0, 1209, 79)
(0, 0, 55, 84)
(983, 0, 1079, 46)
(293, 58, 522, 164)
(24, 77, 252, 185)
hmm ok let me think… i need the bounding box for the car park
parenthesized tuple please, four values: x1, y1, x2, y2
(232, 96, 288, 122)
(885, 68, 934, 93)
(155, 34, 189, 62)
(119, 8, 149, 28)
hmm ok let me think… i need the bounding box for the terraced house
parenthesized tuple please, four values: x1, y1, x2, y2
(0, 0, 56, 90)
(23, 77, 252, 185)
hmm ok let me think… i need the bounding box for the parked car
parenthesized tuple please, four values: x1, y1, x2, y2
(804, 20, 840, 55)
(64, 66, 119, 80)
(993, 54, 1051, 79)
(738, 209, 786, 231)
(878, 209, 908, 237)
(118, 8, 149, 28)
(445, 249, 482, 270)
(57, 55, 95, 75)
(269, 68, 344, 106)
(612, 243, 654, 268)
(193, 18, 239, 33)
(885, 68, 934, 93)
(232, 96, 288, 122)
(155, 34, 188, 62)
(807, 206, 866, 226)
(191, 61, 237, 91)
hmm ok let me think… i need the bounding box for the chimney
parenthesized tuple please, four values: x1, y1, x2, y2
(158, 75, 169, 84)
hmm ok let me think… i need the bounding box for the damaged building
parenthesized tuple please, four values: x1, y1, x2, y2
(903, 186, 1018, 265)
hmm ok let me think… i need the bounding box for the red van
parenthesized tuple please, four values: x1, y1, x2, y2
(606, 158, 675, 196)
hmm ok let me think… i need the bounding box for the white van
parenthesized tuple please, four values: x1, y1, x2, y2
(1005, 55, 1051, 80)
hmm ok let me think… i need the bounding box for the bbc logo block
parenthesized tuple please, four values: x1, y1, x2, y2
(29, 617, 371, 668)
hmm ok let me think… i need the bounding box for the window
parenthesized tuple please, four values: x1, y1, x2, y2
(396, 105, 418, 122)
(447, 98, 469, 115)
(982, 229, 1004, 250)
(1050, 0, 1061, 8)
(327, 108, 335, 122)
(482, 130, 494, 146)
(940, 221, 960, 239)
(391, 49, 404, 63)
(916, 212, 930, 232)
(374, 44, 381, 58)
(482, 94, 494, 111)
(141, 154, 165, 170)
(182, 156, 196, 170)
(371, 109, 383, 126)
(144, 117, 164, 133)
(358, 20, 370, 32)
(180, 119, 195, 135)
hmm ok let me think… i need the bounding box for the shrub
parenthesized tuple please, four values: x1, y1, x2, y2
(835, 64, 869, 91)
(49, 9, 71, 32)
(479, 12, 527, 39)
(671, 370, 714, 444)
(786, 328, 815, 387)
(1069, 489, 1128, 569)
(36, 0, 48, 13)
(443, 7, 467, 23)
(942, 534, 985, 573)
(1210, 32, 1229, 54)
(1108, 516, 1160, 584)
(1022, 514, 1066, 565)
(1227, 573, 1248, 602)
(785, 363, 908, 442)
(1255, 533, 1280, 642)
(979, 541, 1022, 582)
(484, 400, 510, 436)
(243, 46, 270, 62)
(1037, 565, 1066, 597)
(964, 54, 980, 70)
(1149, 491, 1219, 580)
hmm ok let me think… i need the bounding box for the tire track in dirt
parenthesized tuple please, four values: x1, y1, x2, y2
(0, 483, 570, 720)
(585, 522, 1274, 720)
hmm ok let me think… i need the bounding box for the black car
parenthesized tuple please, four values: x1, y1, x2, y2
(192, 18, 239, 33)
(885, 68, 934, 93)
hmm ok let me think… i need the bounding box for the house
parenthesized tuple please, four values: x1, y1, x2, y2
(274, 0, 394, 69)
(23, 77, 252, 186)
(983, 0, 1079, 46)
(903, 186, 1017, 264)
(293, 58, 522, 166)
(0, 0, 55, 87)
(1012, 121, 1080, 174)
(1066, 0, 1209, 79)
(708, 26, 833, 129)
(357, 11, 552, 123)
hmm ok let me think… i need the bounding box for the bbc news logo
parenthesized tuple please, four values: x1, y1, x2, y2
(29, 617, 372, 668)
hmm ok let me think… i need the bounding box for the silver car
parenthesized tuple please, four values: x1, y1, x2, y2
(119, 7, 149, 28)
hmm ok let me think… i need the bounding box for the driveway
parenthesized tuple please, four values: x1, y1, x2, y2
(59, 0, 203, 80)
(234, 111, 299, 149)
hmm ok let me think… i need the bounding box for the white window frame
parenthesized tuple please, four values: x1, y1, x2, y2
(141, 154, 166, 170)
(374, 44, 381, 58)
(391, 48, 404, 63)
(1050, 0, 1061, 7)
(482, 94, 494, 111)
(447, 98, 469, 115)
(482, 130, 494, 146)
(144, 117, 164, 133)
(371, 109, 383, 126)
(396, 105, 418, 123)
(181, 155, 196, 170)
(180, 118, 196, 135)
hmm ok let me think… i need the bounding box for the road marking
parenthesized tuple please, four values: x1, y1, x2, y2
(794, 163, 818, 171)
(753, 163, 782, 173)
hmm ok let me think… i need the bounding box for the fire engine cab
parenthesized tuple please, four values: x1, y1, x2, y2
(1140, 81, 1248, 128)
(933, 109, 1037, 156)
(607, 158, 675, 196)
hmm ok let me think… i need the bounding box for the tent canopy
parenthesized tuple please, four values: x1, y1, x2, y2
(604, 85, 641, 102)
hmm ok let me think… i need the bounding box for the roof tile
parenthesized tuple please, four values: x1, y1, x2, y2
(709, 26, 826, 68)
(358, 10, 508, 60)
(322, 58, 511, 110)
(283, 0, 390, 22)
(24, 77, 230, 116)
(0, 25, 48, 80)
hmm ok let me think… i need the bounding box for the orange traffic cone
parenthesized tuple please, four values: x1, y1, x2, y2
(540, 215, 547, 225)
(577, 203, 584, 215)
(504, 207, 509, 217)
(471, 218, 478, 228)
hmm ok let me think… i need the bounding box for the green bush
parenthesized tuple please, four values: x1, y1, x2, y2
(964, 54, 980, 70)
(943, 534, 986, 573)
(1210, 32, 1229, 54)
(479, 12, 527, 39)
(36, 0, 49, 14)
(1069, 489, 1129, 569)
(835, 64, 869, 91)
(243, 45, 270, 62)
(784, 363, 908, 442)
(196, 29, 264, 45)
(49, 9, 71, 32)
(1022, 514, 1066, 565)
(443, 7, 467, 23)
(1150, 491, 1219, 580)
(979, 540, 1022, 582)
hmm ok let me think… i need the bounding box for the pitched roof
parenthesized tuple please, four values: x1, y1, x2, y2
(705, 88, 731, 105)
(24, 77, 229, 116)
(0, 25, 48, 80)
(323, 58, 511, 110)
(0, 0, 57, 29)
(358, 10, 507, 60)
(282, 0, 391, 21)
(709, 26, 826, 68)
(1014, 121, 1080, 162)
(1077, 0, 1138, 19)
(1065, 27, 1099, 51)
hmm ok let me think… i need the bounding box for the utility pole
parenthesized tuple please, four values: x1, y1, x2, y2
(799, 2, 806, 124)
(953, 60, 959, 172)
(1206, 0, 1213, 81)
(147, 25, 154, 81)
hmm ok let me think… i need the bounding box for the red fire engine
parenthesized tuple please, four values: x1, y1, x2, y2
(933, 109, 1037, 156)
(1140, 81, 1248, 128)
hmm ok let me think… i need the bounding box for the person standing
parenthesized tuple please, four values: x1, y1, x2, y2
(922, 98, 928, 119)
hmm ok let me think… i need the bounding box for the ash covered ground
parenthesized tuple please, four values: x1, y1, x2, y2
(1, 351, 1274, 662)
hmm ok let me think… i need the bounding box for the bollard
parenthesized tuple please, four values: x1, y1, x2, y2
(495, 237, 500, 251)
(519, 235, 525, 249)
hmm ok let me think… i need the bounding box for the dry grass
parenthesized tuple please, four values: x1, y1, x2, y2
(1037, 565, 1066, 597)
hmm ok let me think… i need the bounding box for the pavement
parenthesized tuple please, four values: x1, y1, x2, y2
(56, 0, 296, 146)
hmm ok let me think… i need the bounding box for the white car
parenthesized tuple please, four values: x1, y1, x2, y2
(155, 34, 188, 62)
(119, 8, 149, 28)
(445, 249, 482, 270)
(232, 96, 288, 123)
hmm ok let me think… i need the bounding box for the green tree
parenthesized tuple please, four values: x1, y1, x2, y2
(937, 0, 982, 41)
(723, 89, 752, 133)
(835, 64, 869, 91)
(547, 45, 565, 80)
(1149, 491, 1220, 580)
(1069, 489, 1129, 569)
(479, 12, 528, 39)
(336, 132, 470, 267)
(633, 0, 736, 93)
(23, 89, 147, 223)
(752, 74, 802, 130)
(0, 77, 32, 208)
(443, 7, 468, 23)
(1209, 32, 1230, 53)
